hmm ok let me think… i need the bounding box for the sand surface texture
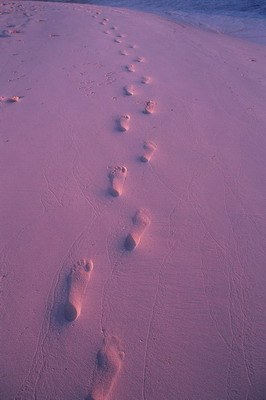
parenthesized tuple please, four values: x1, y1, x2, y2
(1, 1, 266, 399)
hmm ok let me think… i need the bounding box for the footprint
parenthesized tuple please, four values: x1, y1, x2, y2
(118, 114, 130, 131)
(111, 26, 118, 30)
(87, 336, 124, 400)
(135, 56, 145, 63)
(120, 49, 128, 56)
(117, 33, 125, 38)
(123, 84, 134, 96)
(114, 38, 122, 43)
(128, 44, 137, 49)
(64, 259, 93, 321)
(140, 141, 157, 162)
(125, 209, 151, 251)
(143, 100, 156, 114)
(104, 30, 111, 35)
(126, 64, 135, 73)
(8, 96, 21, 103)
(100, 21, 106, 25)
(141, 76, 151, 84)
(108, 166, 127, 197)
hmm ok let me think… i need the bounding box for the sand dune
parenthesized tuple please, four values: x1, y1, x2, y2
(0, 1, 266, 399)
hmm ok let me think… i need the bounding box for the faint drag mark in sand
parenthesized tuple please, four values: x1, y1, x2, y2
(187, 164, 255, 397)
(125, 209, 151, 251)
(86, 336, 124, 400)
(64, 259, 93, 321)
(141, 206, 178, 400)
(108, 166, 127, 197)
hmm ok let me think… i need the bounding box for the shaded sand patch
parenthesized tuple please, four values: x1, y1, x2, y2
(64, 259, 93, 321)
(140, 140, 157, 162)
(108, 166, 127, 197)
(87, 336, 124, 400)
(125, 209, 151, 250)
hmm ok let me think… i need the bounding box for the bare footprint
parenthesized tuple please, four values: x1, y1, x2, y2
(87, 336, 124, 400)
(120, 49, 128, 56)
(123, 84, 134, 96)
(108, 166, 127, 197)
(118, 114, 130, 132)
(7, 96, 22, 103)
(64, 259, 93, 321)
(126, 64, 135, 72)
(111, 26, 118, 30)
(117, 33, 125, 38)
(104, 30, 111, 35)
(141, 76, 151, 84)
(135, 56, 145, 63)
(143, 100, 156, 114)
(114, 38, 122, 43)
(125, 209, 151, 251)
(140, 141, 157, 162)
(128, 44, 137, 49)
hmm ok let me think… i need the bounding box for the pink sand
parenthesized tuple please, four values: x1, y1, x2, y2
(1, 1, 266, 399)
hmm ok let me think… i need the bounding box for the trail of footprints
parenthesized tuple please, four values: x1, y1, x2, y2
(70, 11, 157, 399)
(21, 9, 158, 399)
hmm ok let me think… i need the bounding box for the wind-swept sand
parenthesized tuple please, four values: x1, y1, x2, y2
(1, 1, 266, 399)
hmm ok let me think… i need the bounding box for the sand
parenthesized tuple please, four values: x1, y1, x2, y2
(0, 1, 266, 399)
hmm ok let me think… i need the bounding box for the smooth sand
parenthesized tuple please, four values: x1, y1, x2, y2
(1, 1, 266, 399)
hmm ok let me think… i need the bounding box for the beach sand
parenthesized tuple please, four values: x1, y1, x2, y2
(1, 1, 266, 399)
